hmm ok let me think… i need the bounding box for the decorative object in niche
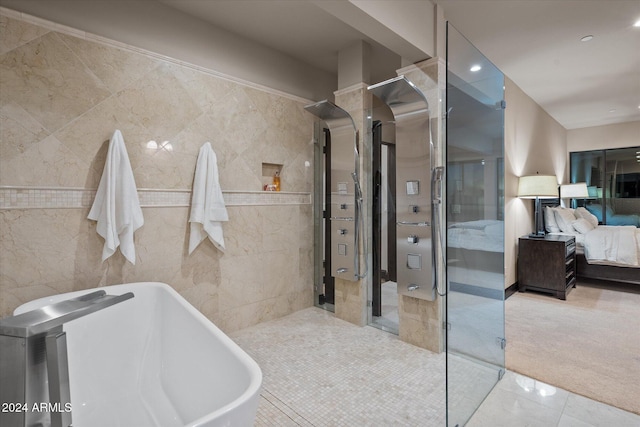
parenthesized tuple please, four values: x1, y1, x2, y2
(262, 162, 283, 191)
(273, 170, 281, 192)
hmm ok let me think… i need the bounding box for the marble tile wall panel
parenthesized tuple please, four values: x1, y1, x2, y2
(0, 203, 314, 331)
(398, 294, 443, 353)
(0, 14, 50, 55)
(334, 278, 367, 327)
(0, 13, 315, 328)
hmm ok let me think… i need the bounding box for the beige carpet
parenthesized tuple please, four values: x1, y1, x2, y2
(505, 280, 640, 415)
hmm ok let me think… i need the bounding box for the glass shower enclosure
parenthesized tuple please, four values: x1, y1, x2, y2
(445, 23, 506, 426)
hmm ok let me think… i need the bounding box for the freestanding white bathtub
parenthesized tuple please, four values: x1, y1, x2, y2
(15, 282, 262, 427)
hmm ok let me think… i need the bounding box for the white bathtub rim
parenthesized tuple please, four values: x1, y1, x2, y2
(14, 281, 263, 427)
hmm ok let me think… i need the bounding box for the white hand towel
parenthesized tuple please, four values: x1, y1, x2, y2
(88, 130, 144, 264)
(189, 142, 229, 254)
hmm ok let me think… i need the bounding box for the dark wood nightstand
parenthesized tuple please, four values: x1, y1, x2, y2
(518, 234, 576, 300)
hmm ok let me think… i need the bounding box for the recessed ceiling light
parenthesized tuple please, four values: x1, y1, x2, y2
(580, 35, 594, 42)
(634, 19, 640, 27)
(470, 64, 482, 72)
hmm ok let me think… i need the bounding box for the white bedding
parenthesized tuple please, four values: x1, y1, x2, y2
(448, 220, 504, 253)
(552, 226, 640, 268)
(583, 225, 640, 268)
(545, 206, 640, 268)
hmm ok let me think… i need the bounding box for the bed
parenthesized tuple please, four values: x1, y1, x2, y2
(543, 201, 640, 285)
(447, 219, 504, 274)
(447, 219, 505, 297)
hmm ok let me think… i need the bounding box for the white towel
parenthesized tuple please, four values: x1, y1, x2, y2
(189, 142, 228, 254)
(88, 130, 144, 264)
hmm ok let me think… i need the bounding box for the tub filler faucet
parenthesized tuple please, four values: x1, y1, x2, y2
(0, 290, 133, 427)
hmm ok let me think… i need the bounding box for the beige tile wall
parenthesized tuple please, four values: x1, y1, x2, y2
(0, 13, 315, 331)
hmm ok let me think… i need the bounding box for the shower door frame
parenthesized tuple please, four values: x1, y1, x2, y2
(372, 120, 397, 317)
(322, 127, 335, 306)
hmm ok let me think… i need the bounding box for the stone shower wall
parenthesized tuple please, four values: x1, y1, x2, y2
(0, 11, 315, 331)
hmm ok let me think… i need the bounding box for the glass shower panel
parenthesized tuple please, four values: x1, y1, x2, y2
(446, 23, 506, 426)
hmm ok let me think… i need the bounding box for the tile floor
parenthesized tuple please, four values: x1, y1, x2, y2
(230, 307, 640, 427)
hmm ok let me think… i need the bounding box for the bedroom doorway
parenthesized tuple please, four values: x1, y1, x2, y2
(445, 23, 506, 426)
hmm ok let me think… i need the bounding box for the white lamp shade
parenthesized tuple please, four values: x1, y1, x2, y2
(560, 182, 589, 198)
(517, 175, 558, 199)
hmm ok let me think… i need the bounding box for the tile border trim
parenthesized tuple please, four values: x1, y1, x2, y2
(0, 187, 311, 209)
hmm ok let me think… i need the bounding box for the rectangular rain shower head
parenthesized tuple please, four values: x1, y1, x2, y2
(304, 100, 355, 133)
(367, 76, 429, 120)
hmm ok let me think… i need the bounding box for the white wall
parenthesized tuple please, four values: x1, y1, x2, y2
(349, 0, 436, 58)
(311, 0, 435, 65)
(504, 77, 567, 287)
(567, 121, 640, 152)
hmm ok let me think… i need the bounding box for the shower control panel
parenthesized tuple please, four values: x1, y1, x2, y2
(395, 137, 435, 301)
(331, 189, 357, 282)
(396, 191, 434, 301)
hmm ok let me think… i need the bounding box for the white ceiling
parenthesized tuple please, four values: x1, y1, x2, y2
(159, 0, 640, 130)
(160, 0, 371, 75)
(438, 0, 640, 130)
(157, 0, 403, 84)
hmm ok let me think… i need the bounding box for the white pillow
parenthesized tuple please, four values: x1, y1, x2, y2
(575, 207, 598, 228)
(572, 218, 595, 234)
(554, 207, 577, 233)
(544, 206, 560, 233)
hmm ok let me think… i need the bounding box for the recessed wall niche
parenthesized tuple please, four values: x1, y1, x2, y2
(261, 162, 283, 191)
